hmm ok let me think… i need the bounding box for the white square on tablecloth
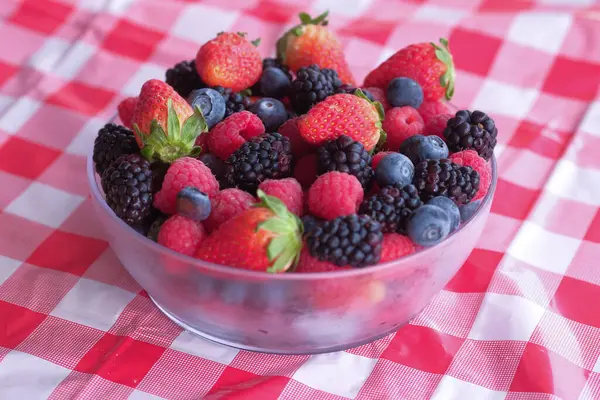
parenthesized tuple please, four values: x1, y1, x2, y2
(547, 160, 600, 206)
(50, 278, 136, 331)
(27, 38, 70, 74)
(0, 94, 13, 115)
(507, 221, 580, 275)
(66, 117, 107, 156)
(107, 0, 134, 14)
(468, 292, 545, 342)
(170, 331, 239, 365)
(313, 0, 373, 17)
(472, 79, 538, 119)
(0, 350, 71, 399)
(128, 390, 166, 400)
(122, 63, 167, 97)
(5, 182, 85, 229)
(0, 256, 21, 285)
(171, 4, 239, 44)
(292, 351, 377, 398)
(413, 5, 466, 26)
(431, 375, 508, 400)
(580, 101, 600, 136)
(507, 12, 572, 54)
(375, 47, 396, 65)
(54, 41, 96, 80)
(0, 97, 41, 134)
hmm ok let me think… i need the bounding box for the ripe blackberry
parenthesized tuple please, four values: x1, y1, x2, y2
(226, 132, 293, 192)
(251, 58, 293, 96)
(316, 135, 373, 189)
(301, 215, 322, 238)
(305, 214, 383, 268)
(212, 86, 251, 118)
(334, 84, 375, 101)
(289, 64, 341, 114)
(101, 154, 153, 227)
(93, 123, 140, 175)
(165, 60, 205, 98)
(359, 184, 422, 234)
(413, 159, 480, 205)
(444, 110, 497, 161)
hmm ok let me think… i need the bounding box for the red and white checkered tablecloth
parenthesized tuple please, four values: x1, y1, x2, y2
(1, 0, 600, 398)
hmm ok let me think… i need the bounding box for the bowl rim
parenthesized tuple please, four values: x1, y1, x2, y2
(87, 149, 497, 281)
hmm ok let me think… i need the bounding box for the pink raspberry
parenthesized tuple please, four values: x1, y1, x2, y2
(362, 87, 390, 111)
(207, 111, 265, 160)
(418, 100, 450, 125)
(372, 151, 394, 170)
(379, 233, 415, 263)
(296, 248, 351, 273)
(382, 107, 424, 151)
(158, 215, 206, 256)
(204, 188, 255, 232)
(154, 157, 219, 215)
(259, 178, 304, 216)
(294, 153, 318, 189)
(308, 172, 364, 220)
(449, 150, 491, 201)
(425, 113, 453, 139)
(278, 117, 314, 158)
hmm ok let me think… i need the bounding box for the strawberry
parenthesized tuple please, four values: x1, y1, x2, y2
(364, 38, 455, 101)
(296, 91, 384, 152)
(195, 190, 303, 273)
(117, 96, 137, 129)
(131, 79, 208, 163)
(276, 12, 355, 85)
(196, 32, 262, 92)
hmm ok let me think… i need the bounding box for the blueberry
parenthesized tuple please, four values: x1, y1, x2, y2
(459, 200, 482, 223)
(399, 134, 449, 164)
(188, 88, 226, 129)
(375, 152, 414, 187)
(249, 98, 288, 132)
(407, 205, 451, 247)
(427, 196, 460, 233)
(259, 67, 291, 99)
(387, 77, 424, 108)
(176, 186, 211, 221)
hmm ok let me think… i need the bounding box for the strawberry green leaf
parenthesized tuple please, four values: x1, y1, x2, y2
(267, 235, 289, 260)
(299, 12, 312, 24)
(374, 129, 388, 154)
(189, 146, 202, 158)
(140, 146, 154, 160)
(240, 89, 253, 97)
(167, 99, 181, 142)
(181, 106, 207, 144)
(251, 38, 261, 47)
(257, 218, 292, 234)
(431, 38, 455, 101)
(256, 190, 288, 220)
(267, 242, 301, 273)
(237, 32, 247, 37)
(374, 101, 385, 121)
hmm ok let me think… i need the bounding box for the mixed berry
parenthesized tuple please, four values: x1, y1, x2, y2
(93, 11, 496, 275)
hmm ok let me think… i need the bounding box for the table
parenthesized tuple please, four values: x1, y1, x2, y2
(1, 0, 600, 398)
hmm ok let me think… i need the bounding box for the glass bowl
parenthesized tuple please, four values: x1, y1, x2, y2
(87, 150, 497, 354)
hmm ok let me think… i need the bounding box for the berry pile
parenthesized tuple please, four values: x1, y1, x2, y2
(94, 11, 496, 276)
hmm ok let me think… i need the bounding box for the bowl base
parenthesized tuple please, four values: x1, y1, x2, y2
(150, 296, 401, 355)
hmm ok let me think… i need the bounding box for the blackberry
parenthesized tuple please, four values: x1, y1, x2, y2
(301, 215, 322, 238)
(101, 154, 153, 227)
(147, 214, 168, 242)
(165, 60, 205, 98)
(251, 58, 293, 96)
(334, 84, 375, 102)
(443, 110, 497, 161)
(359, 184, 422, 234)
(93, 123, 140, 175)
(316, 135, 373, 189)
(289, 64, 341, 114)
(212, 86, 251, 117)
(413, 159, 479, 205)
(226, 132, 293, 192)
(305, 214, 383, 268)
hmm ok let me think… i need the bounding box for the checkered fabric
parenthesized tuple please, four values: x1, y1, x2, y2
(1, 0, 600, 398)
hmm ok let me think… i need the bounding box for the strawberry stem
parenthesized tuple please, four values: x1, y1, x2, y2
(431, 38, 455, 100)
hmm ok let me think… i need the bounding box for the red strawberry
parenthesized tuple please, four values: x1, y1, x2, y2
(131, 80, 207, 163)
(276, 12, 355, 85)
(364, 38, 455, 101)
(297, 92, 383, 151)
(195, 190, 302, 273)
(196, 32, 262, 92)
(118, 96, 137, 129)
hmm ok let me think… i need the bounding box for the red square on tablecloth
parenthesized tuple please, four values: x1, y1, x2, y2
(46, 81, 116, 116)
(584, 210, 600, 244)
(0, 61, 18, 88)
(75, 333, 166, 387)
(0, 137, 61, 179)
(542, 56, 600, 102)
(0, 300, 46, 348)
(446, 249, 503, 293)
(551, 276, 600, 329)
(27, 230, 108, 276)
(0, 213, 54, 261)
(102, 20, 166, 62)
(246, 0, 300, 24)
(449, 27, 502, 76)
(0, 171, 31, 211)
(507, 120, 572, 160)
(8, 0, 74, 35)
(339, 18, 397, 46)
(206, 367, 289, 399)
(491, 179, 540, 220)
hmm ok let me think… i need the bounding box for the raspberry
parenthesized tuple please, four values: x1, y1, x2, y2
(418, 100, 450, 125)
(307, 172, 364, 220)
(382, 107, 424, 151)
(425, 113, 453, 139)
(278, 117, 314, 158)
(379, 233, 415, 263)
(258, 178, 304, 216)
(207, 111, 265, 160)
(117, 97, 137, 129)
(154, 157, 219, 215)
(296, 248, 351, 273)
(371, 151, 394, 170)
(158, 215, 206, 256)
(204, 188, 255, 232)
(449, 150, 491, 201)
(294, 154, 318, 189)
(362, 87, 390, 111)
